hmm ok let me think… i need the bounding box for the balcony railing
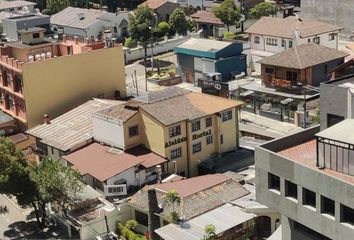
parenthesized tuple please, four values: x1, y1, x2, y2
(0, 55, 24, 72)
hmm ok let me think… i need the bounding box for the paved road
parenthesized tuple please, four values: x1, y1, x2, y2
(0, 194, 28, 239)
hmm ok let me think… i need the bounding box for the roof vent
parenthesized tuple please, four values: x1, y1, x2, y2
(77, 13, 85, 20)
(107, 147, 122, 155)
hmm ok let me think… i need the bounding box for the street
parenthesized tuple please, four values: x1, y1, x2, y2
(0, 194, 28, 239)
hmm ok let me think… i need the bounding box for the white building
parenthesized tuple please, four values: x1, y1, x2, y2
(245, 16, 342, 73)
(50, 7, 129, 40)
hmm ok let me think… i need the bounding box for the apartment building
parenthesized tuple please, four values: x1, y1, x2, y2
(93, 87, 243, 177)
(255, 74, 354, 239)
(0, 27, 126, 130)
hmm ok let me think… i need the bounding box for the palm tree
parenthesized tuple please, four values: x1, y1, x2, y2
(162, 190, 181, 223)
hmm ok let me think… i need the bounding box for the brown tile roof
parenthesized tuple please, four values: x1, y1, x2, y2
(63, 143, 166, 182)
(95, 104, 138, 122)
(140, 0, 168, 9)
(26, 99, 123, 152)
(141, 91, 243, 126)
(126, 147, 167, 169)
(129, 174, 249, 220)
(258, 43, 349, 69)
(246, 16, 342, 39)
(191, 10, 223, 25)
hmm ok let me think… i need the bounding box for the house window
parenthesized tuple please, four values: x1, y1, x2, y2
(191, 120, 200, 132)
(129, 125, 139, 137)
(254, 36, 260, 44)
(265, 67, 274, 74)
(206, 135, 213, 145)
(308, 39, 311, 43)
(286, 71, 298, 82)
(169, 125, 181, 138)
(221, 110, 232, 122)
(108, 186, 124, 193)
(220, 134, 224, 144)
(303, 188, 316, 208)
(285, 180, 298, 199)
(266, 38, 278, 46)
(170, 148, 182, 159)
(33, 33, 40, 39)
(289, 40, 293, 48)
(205, 117, 212, 127)
(268, 173, 280, 191)
(281, 39, 286, 47)
(313, 37, 320, 44)
(321, 196, 335, 216)
(192, 142, 201, 153)
(341, 204, 354, 225)
(329, 33, 336, 41)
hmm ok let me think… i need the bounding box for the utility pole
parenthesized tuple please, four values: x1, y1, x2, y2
(303, 87, 307, 129)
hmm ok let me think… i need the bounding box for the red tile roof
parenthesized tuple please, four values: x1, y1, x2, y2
(155, 174, 231, 198)
(63, 143, 166, 182)
(191, 10, 223, 25)
(140, 0, 168, 9)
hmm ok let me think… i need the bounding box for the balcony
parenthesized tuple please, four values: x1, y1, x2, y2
(0, 93, 27, 124)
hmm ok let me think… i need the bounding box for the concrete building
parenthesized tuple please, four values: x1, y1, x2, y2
(259, 43, 348, 88)
(0, 109, 15, 135)
(175, 38, 247, 83)
(319, 74, 354, 130)
(50, 7, 129, 41)
(92, 87, 243, 177)
(2, 14, 50, 41)
(255, 74, 354, 239)
(0, 0, 35, 14)
(245, 16, 342, 72)
(140, 0, 178, 22)
(0, 28, 126, 130)
(301, 0, 354, 36)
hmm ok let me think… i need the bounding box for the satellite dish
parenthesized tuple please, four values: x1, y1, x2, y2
(22, 6, 30, 14)
(53, 34, 59, 40)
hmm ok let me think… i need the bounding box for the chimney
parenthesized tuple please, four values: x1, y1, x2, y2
(173, 160, 177, 174)
(294, 13, 300, 41)
(62, 34, 67, 43)
(85, 37, 90, 45)
(148, 189, 161, 240)
(74, 36, 79, 44)
(43, 114, 50, 124)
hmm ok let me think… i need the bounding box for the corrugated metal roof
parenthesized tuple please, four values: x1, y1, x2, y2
(155, 203, 255, 240)
(316, 119, 354, 145)
(26, 99, 123, 152)
(0, 110, 14, 125)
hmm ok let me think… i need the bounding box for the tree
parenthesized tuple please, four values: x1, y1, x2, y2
(158, 22, 170, 37)
(223, 31, 236, 41)
(128, 5, 156, 79)
(212, 0, 241, 32)
(30, 157, 83, 218)
(46, 0, 70, 14)
(169, 8, 190, 35)
(162, 190, 180, 223)
(0, 138, 44, 228)
(312, 108, 320, 125)
(249, 2, 277, 19)
(124, 37, 138, 48)
(203, 224, 217, 240)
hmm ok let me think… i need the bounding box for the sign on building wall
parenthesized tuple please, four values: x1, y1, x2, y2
(104, 184, 127, 197)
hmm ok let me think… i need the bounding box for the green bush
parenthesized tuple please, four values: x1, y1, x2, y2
(118, 223, 146, 240)
(223, 31, 236, 40)
(124, 37, 138, 48)
(158, 22, 170, 36)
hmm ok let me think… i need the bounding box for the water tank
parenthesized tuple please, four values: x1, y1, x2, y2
(41, 53, 46, 60)
(28, 55, 34, 62)
(46, 52, 52, 59)
(35, 54, 41, 61)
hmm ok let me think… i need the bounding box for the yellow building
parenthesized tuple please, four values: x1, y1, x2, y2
(0, 27, 126, 130)
(93, 87, 243, 177)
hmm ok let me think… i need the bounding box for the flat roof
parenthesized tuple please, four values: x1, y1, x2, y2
(18, 27, 46, 34)
(0, 0, 35, 10)
(0, 109, 14, 124)
(64, 143, 167, 182)
(176, 38, 232, 53)
(316, 119, 354, 145)
(155, 203, 255, 240)
(27, 99, 123, 152)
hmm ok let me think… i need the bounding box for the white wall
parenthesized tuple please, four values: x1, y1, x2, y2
(93, 114, 125, 149)
(106, 167, 146, 187)
(124, 36, 189, 63)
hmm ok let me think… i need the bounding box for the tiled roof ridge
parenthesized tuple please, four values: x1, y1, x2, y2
(293, 46, 303, 69)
